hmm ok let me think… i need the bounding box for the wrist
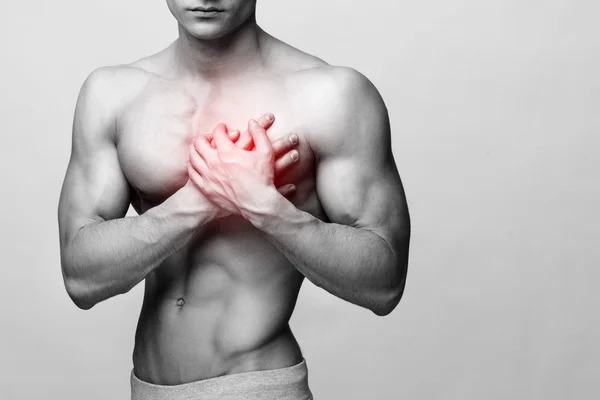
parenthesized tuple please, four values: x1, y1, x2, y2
(241, 185, 284, 230)
(169, 181, 220, 226)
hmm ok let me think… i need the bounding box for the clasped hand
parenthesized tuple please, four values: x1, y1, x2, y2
(187, 113, 297, 220)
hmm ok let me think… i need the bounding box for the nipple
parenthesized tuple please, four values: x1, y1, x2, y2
(176, 298, 185, 307)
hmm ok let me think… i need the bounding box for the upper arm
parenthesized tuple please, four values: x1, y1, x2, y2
(57, 67, 132, 253)
(310, 67, 410, 263)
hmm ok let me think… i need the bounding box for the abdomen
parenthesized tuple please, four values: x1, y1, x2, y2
(133, 216, 304, 384)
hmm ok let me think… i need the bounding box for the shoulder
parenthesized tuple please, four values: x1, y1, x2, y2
(74, 64, 153, 143)
(298, 65, 386, 117)
(78, 64, 153, 114)
(290, 66, 390, 158)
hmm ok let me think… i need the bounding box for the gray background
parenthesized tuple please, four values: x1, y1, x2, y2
(1, 0, 599, 399)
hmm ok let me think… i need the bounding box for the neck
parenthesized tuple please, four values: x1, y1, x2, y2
(173, 13, 266, 81)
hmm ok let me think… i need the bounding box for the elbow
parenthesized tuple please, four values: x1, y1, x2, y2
(61, 256, 96, 310)
(368, 230, 409, 317)
(62, 258, 99, 310)
(64, 276, 98, 310)
(60, 242, 104, 310)
(61, 250, 109, 310)
(370, 284, 404, 316)
(63, 264, 130, 310)
(60, 246, 94, 309)
(72, 298, 96, 311)
(370, 258, 408, 317)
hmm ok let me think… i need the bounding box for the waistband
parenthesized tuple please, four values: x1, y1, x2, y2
(131, 359, 312, 400)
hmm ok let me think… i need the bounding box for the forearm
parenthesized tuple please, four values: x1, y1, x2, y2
(62, 184, 215, 309)
(248, 190, 406, 315)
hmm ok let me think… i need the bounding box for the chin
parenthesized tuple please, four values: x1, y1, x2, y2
(178, 10, 247, 41)
(184, 21, 233, 40)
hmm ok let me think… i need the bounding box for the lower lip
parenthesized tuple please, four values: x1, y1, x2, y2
(190, 10, 223, 18)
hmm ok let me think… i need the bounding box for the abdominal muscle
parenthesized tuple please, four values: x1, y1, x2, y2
(132, 215, 305, 385)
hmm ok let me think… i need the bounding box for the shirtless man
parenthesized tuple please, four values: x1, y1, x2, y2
(58, 1, 410, 399)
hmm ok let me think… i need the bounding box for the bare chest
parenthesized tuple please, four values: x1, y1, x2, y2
(116, 78, 317, 213)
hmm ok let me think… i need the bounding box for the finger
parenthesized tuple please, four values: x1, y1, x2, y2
(256, 113, 275, 130)
(271, 134, 299, 158)
(276, 184, 296, 197)
(187, 163, 204, 189)
(248, 119, 273, 155)
(236, 131, 254, 150)
(229, 129, 240, 143)
(204, 133, 216, 149)
(212, 123, 235, 151)
(235, 113, 274, 150)
(274, 150, 299, 175)
(195, 136, 219, 163)
(189, 145, 211, 177)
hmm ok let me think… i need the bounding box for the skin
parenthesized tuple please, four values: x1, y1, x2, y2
(58, 0, 410, 386)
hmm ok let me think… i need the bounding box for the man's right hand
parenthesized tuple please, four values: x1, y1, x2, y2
(186, 113, 301, 220)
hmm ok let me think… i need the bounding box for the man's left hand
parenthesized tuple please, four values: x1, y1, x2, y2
(190, 119, 280, 219)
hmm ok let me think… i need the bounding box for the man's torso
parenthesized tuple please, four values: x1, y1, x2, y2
(110, 40, 334, 384)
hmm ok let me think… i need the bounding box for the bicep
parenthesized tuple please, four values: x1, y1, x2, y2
(58, 69, 131, 249)
(312, 66, 410, 251)
(316, 148, 409, 250)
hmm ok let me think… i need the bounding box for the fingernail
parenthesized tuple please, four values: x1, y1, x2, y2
(265, 113, 274, 121)
(250, 119, 259, 127)
(289, 134, 299, 144)
(290, 150, 299, 161)
(288, 184, 296, 191)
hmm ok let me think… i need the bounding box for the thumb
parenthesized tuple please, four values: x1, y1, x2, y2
(248, 119, 272, 155)
(213, 123, 235, 151)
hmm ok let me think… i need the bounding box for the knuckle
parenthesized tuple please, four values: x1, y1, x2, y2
(271, 139, 283, 151)
(259, 147, 272, 157)
(281, 155, 292, 166)
(278, 139, 290, 150)
(195, 139, 206, 152)
(188, 152, 198, 166)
